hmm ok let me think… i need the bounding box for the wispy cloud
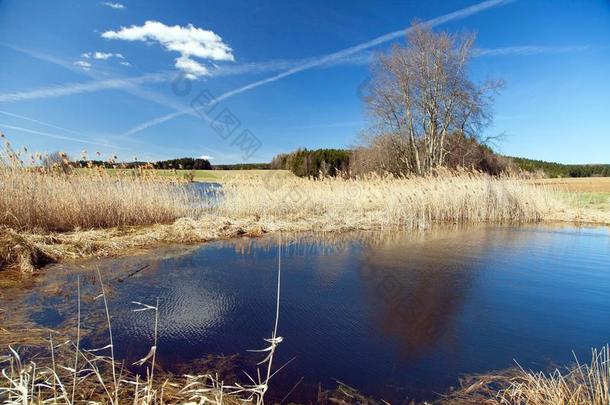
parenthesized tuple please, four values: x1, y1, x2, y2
(78, 51, 129, 70)
(0, 72, 170, 103)
(474, 45, 596, 57)
(125, 0, 517, 136)
(0, 123, 117, 148)
(0, 45, 234, 159)
(101, 2, 126, 10)
(0, 110, 196, 159)
(1, 44, 204, 126)
(0, 109, 89, 137)
(211, 52, 372, 77)
(74, 60, 92, 71)
(102, 21, 234, 79)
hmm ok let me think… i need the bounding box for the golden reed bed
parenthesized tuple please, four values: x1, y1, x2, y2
(2, 167, 608, 275)
(0, 168, 564, 273)
(220, 170, 555, 228)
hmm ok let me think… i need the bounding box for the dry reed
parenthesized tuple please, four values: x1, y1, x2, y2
(439, 346, 610, 405)
(0, 168, 198, 232)
(220, 170, 556, 230)
(1, 166, 565, 273)
(0, 135, 201, 232)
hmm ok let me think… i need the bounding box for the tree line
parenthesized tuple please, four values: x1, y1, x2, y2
(509, 157, 610, 178)
(270, 149, 351, 177)
(71, 157, 212, 170)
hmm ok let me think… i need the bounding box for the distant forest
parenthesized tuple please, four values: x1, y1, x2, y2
(268, 148, 610, 179)
(270, 149, 351, 177)
(74, 157, 212, 170)
(508, 157, 610, 178)
(72, 152, 609, 178)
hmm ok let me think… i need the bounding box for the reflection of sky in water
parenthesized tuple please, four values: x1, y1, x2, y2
(3, 224, 610, 403)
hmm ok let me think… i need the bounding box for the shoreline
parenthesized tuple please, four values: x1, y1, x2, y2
(2, 209, 609, 283)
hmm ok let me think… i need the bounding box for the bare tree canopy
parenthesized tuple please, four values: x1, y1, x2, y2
(363, 23, 502, 175)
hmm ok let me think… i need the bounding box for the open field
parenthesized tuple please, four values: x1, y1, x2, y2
(530, 176, 610, 192)
(533, 177, 610, 223)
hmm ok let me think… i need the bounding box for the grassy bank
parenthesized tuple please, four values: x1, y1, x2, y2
(2, 324, 609, 404)
(1, 167, 565, 273)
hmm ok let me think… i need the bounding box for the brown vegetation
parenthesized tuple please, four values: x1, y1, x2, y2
(438, 346, 610, 405)
(0, 168, 196, 232)
(220, 170, 554, 228)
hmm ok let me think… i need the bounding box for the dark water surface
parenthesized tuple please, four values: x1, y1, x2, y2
(3, 225, 610, 402)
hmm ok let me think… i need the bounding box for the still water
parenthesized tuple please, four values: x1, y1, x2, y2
(3, 225, 610, 402)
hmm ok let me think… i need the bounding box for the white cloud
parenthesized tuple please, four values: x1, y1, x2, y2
(93, 51, 113, 60)
(199, 155, 214, 160)
(101, 21, 234, 78)
(175, 55, 208, 79)
(74, 60, 91, 70)
(81, 51, 124, 60)
(101, 2, 126, 9)
(119, 61, 131, 66)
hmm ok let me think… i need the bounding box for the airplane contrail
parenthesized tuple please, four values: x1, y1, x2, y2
(0, 123, 119, 148)
(124, 0, 517, 136)
(0, 73, 168, 103)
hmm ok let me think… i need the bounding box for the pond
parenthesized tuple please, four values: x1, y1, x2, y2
(2, 224, 610, 403)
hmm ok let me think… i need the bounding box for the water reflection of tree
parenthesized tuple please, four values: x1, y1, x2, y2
(358, 227, 493, 359)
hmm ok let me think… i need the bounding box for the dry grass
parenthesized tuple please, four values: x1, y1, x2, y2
(0, 135, 203, 232)
(220, 170, 556, 230)
(3, 169, 609, 276)
(0, 168, 567, 274)
(439, 346, 610, 405)
(0, 216, 267, 273)
(0, 168, 198, 232)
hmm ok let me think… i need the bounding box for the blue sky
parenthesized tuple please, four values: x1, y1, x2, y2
(0, 0, 609, 164)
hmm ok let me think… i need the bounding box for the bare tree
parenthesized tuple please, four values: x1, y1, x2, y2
(42, 151, 72, 173)
(364, 23, 502, 175)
